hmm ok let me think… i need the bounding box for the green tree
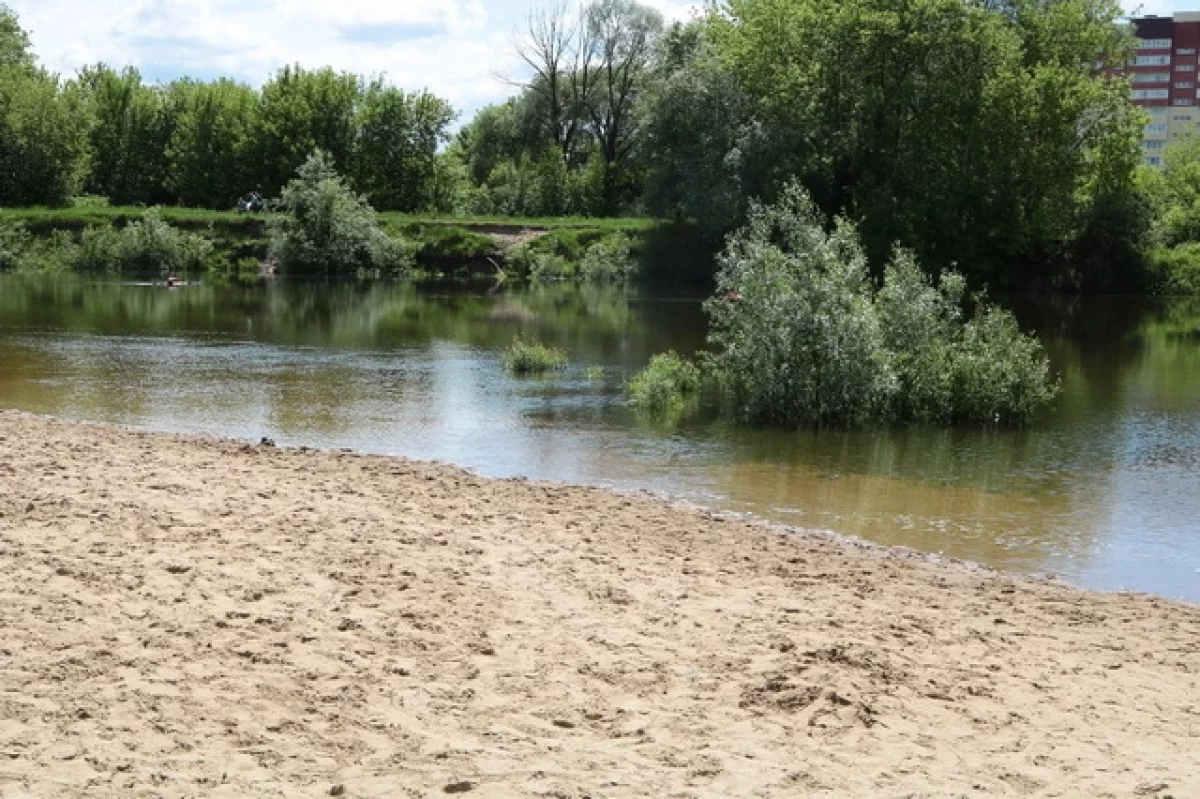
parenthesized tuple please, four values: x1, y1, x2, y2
(700, 0, 1142, 289)
(0, 7, 88, 206)
(165, 79, 258, 208)
(0, 67, 89, 206)
(78, 64, 175, 204)
(0, 3, 33, 69)
(351, 83, 455, 211)
(253, 66, 361, 196)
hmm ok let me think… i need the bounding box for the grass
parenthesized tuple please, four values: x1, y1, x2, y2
(386, 222, 498, 260)
(503, 335, 569, 375)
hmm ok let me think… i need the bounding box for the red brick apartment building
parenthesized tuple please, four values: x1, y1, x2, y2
(1116, 13, 1200, 166)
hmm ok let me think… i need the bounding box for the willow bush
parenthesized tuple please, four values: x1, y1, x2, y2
(706, 184, 1057, 427)
(269, 150, 415, 277)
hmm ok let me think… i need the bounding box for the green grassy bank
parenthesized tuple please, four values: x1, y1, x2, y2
(0, 206, 716, 285)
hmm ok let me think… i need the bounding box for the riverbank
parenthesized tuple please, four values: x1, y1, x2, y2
(0, 410, 1196, 797)
(0, 206, 707, 283)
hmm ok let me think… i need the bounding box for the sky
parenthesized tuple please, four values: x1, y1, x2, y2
(2, 0, 1191, 121)
(6, 0, 701, 122)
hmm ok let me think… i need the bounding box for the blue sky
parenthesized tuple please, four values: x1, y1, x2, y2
(7, 0, 700, 120)
(1, 0, 1183, 120)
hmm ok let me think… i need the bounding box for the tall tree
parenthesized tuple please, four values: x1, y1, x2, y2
(351, 83, 455, 211)
(165, 79, 258, 208)
(0, 3, 32, 69)
(584, 0, 662, 169)
(514, 3, 598, 164)
(78, 65, 174, 204)
(253, 66, 361, 196)
(703, 0, 1141, 288)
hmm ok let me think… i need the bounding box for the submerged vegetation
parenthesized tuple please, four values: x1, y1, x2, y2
(628, 351, 701, 413)
(503, 334, 569, 375)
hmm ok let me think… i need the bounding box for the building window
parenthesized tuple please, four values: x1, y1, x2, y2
(1139, 38, 1172, 49)
(1146, 122, 1168, 134)
(1146, 156, 1163, 166)
(1176, 81, 1195, 88)
(1174, 97, 1194, 105)
(1173, 114, 1194, 121)
(1135, 55, 1172, 65)
(1177, 64, 1197, 71)
(1179, 48, 1197, 55)
(1144, 140, 1166, 149)
(1133, 88, 1170, 99)
(1133, 72, 1170, 83)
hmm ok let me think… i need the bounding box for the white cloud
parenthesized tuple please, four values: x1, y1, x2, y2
(5, 0, 699, 118)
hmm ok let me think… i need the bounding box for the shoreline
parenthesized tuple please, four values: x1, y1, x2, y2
(1, 409, 1197, 796)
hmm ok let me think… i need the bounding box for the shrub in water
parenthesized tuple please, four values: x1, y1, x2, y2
(628, 351, 702, 412)
(706, 183, 1057, 427)
(270, 150, 416, 277)
(503, 334, 568, 375)
(706, 185, 895, 427)
(580, 234, 635, 283)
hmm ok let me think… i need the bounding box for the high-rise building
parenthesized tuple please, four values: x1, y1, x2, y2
(1120, 13, 1200, 167)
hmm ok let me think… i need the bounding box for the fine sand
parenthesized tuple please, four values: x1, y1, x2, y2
(0, 410, 1197, 798)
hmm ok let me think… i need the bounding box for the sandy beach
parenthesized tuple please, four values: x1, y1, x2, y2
(0, 409, 1196, 798)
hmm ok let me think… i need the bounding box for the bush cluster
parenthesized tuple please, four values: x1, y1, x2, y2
(269, 151, 416, 277)
(0, 211, 212, 275)
(75, 210, 213, 274)
(580, 234, 636, 283)
(628, 351, 701, 413)
(502, 334, 568, 375)
(706, 184, 1058, 427)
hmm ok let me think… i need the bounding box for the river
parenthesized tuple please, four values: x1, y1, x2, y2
(1, 276, 1197, 601)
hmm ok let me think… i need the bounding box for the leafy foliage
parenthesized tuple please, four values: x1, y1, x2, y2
(2, 209, 212, 275)
(628, 351, 701, 412)
(706, 184, 1058, 427)
(0, 61, 89, 206)
(502, 334, 568, 374)
(580, 233, 636, 282)
(269, 151, 415, 277)
(0, 221, 29, 270)
(76, 209, 213, 275)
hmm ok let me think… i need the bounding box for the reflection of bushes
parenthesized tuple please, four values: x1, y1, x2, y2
(628, 351, 701, 413)
(503, 334, 568, 375)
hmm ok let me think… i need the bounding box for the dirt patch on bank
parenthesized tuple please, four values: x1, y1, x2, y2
(0, 410, 1196, 797)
